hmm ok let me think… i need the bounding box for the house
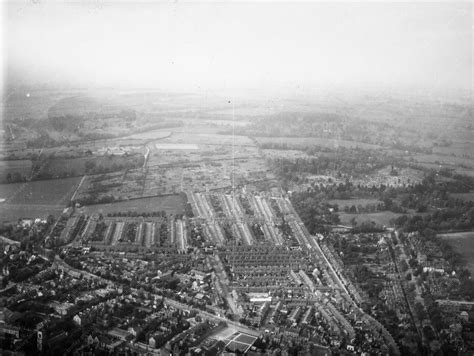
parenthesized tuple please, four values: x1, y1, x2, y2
(0, 307, 13, 324)
(73, 314, 83, 326)
(107, 328, 132, 341)
(128, 325, 142, 337)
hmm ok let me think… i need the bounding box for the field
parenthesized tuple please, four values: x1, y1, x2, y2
(0, 177, 81, 205)
(262, 149, 310, 160)
(147, 144, 259, 167)
(328, 198, 383, 209)
(81, 194, 185, 215)
(38, 153, 145, 178)
(123, 130, 171, 140)
(411, 153, 474, 169)
(0, 177, 80, 222)
(0, 204, 65, 223)
(160, 131, 255, 146)
(0, 160, 32, 182)
(155, 143, 199, 150)
(438, 231, 474, 275)
(450, 191, 474, 202)
(255, 136, 384, 150)
(338, 211, 404, 227)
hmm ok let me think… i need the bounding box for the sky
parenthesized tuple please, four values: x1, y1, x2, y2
(2, 1, 472, 95)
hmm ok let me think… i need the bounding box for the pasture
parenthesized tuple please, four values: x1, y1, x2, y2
(438, 231, 474, 275)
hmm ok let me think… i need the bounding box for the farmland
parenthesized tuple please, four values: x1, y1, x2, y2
(256, 136, 384, 151)
(438, 231, 474, 275)
(450, 191, 474, 202)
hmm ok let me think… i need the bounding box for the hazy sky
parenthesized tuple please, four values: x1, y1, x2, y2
(2, 1, 472, 94)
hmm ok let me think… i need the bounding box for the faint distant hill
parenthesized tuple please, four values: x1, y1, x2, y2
(48, 95, 129, 118)
(47, 95, 136, 131)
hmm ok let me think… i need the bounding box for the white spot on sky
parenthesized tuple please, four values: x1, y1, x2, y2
(26, 93, 30, 98)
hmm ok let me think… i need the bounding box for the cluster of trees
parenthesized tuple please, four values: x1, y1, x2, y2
(342, 203, 385, 214)
(394, 204, 474, 233)
(290, 191, 340, 233)
(106, 210, 168, 218)
(122, 223, 138, 243)
(90, 221, 107, 242)
(269, 150, 395, 183)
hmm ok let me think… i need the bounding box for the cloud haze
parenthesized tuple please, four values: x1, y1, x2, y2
(3, 1, 472, 94)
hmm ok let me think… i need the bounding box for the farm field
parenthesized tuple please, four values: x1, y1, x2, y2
(338, 211, 403, 227)
(81, 194, 185, 215)
(0, 203, 65, 223)
(255, 136, 384, 150)
(262, 149, 311, 160)
(123, 130, 171, 140)
(433, 142, 474, 159)
(38, 154, 145, 178)
(450, 191, 474, 202)
(0, 177, 81, 205)
(411, 153, 474, 169)
(438, 231, 474, 275)
(0, 159, 32, 182)
(155, 143, 199, 150)
(203, 119, 251, 127)
(147, 144, 260, 167)
(160, 132, 255, 146)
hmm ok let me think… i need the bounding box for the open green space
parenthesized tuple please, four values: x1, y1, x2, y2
(328, 198, 383, 209)
(338, 211, 404, 227)
(0, 176, 81, 205)
(81, 194, 185, 215)
(438, 231, 474, 275)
